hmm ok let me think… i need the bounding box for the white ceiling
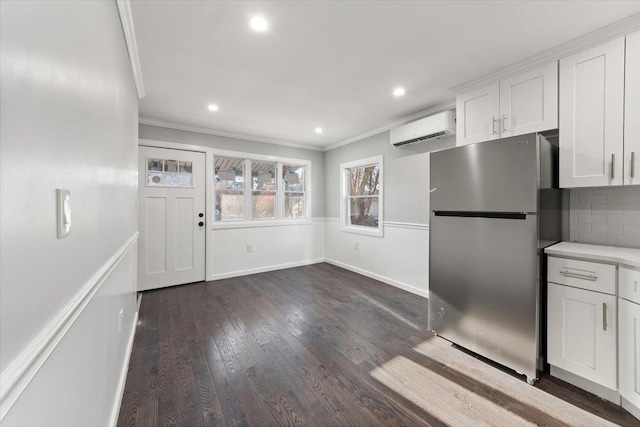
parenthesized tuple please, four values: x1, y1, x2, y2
(131, 1, 640, 149)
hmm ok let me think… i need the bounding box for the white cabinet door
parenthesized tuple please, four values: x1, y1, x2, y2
(625, 30, 640, 185)
(619, 298, 640, 413)
(548, 283, 617, 390)
(500, 62, 558, 138)
(559, 37, 625, 188)
(456, 83, 500, 146)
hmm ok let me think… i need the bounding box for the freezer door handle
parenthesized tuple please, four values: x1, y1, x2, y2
(433, 211, 527, 220)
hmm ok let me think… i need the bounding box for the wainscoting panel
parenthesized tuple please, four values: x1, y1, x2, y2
(324, 219, 430, 298)
(1, 237, 139, 427)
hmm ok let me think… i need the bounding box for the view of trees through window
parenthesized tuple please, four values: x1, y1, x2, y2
(283, 164, 305, 218)
(347, 164, 380, 227)
(214, 157, 244, 221)
(252, 161, 276, 219)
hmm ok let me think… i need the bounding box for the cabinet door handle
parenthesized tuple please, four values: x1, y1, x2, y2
(559, 269, 598, 281)
(632, 152, 636, 179)
(602, 303, 607, 331)
(611, 154, 615, 179)
(502, 114, 508, 133)
(492, 117, 498, 135)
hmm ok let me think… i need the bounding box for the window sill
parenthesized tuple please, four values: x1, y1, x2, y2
(211, 219, 311, 230)
(341, 225, 384, 238)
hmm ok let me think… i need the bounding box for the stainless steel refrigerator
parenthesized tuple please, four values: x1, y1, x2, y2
(428, 133, 562, 384)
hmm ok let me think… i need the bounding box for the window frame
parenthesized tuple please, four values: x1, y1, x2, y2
(340, 155, 384, 237)
(212, 149, 311, 228)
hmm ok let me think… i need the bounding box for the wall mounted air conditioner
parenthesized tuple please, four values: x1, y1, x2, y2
(390, 110, 456, 148)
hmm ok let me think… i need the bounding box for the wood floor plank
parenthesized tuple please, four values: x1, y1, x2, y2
(118, 263, 640, 427)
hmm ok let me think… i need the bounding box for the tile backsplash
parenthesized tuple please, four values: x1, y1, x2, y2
(569, 187, 640, 248)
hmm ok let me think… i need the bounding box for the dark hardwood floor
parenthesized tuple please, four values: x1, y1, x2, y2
(117, 263, 638, 427)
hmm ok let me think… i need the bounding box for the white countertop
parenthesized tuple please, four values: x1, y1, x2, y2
(545, 242, 640, 268)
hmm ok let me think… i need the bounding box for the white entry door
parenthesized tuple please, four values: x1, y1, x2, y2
(138, 146, 206, 291)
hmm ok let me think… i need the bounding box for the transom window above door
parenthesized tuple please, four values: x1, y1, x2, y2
(213, 153, 311, 225)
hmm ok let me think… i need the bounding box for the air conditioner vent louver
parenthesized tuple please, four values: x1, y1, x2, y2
(390, 111, 456, 148)
(394, 131, 447, 147)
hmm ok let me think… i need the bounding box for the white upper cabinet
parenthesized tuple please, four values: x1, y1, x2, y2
(456, 61, 558, 146)
(499, 62, 558, 138)
(559, 37, 625, 188)
(456, 83, 500, 146)
(625, 30, 640, 186)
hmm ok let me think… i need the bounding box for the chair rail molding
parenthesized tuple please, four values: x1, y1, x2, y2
(0, 232, 139, 421)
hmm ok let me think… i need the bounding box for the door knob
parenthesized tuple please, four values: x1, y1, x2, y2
(198, 221, 204, 227)
(198, 213, 204, 217)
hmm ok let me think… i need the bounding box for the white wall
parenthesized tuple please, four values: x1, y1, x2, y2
(211, 221, 325, 279)
(323, 129, 456, 297)
(0, 1, 138, 425)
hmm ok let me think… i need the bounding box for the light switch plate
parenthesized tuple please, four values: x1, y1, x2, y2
(56, 188, 71, 238)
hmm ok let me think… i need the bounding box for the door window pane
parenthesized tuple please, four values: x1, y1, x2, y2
(148, 158, 193, 187)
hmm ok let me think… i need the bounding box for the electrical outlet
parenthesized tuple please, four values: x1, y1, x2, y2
(247, 244, 253, 252)
(354, 242, 359, 251)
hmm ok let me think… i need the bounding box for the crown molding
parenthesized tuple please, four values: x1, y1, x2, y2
(138, 117, 325, 152)
(116, 0, 146, 99)
(450, 13, 640, 94)
(324, 100, 456, 151)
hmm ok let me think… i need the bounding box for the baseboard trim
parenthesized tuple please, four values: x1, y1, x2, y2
(324, 258, 429, 299)
(109, 309, 139, 427)
(210, 258, 325, 280)
(622, 397, 640, 422)
(0, 232, 139, 421)
(550, 365, 620, 405)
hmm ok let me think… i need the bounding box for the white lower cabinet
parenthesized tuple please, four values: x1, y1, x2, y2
(548, 283, 617, 390)
(620, 293, 640, 417)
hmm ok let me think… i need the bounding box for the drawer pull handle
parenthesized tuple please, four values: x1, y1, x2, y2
(559, 270, 598, 281)
(603, 303, 607, 331)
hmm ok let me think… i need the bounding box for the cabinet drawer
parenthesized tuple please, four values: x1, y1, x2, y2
(620, 266, 640, 304)
(548, 256, 616, 295)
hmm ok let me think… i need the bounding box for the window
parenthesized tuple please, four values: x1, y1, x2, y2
(283, 164, 305, 219)
(147, 158, 193, 187)
(213, 153, 310, 224)
(341, 156, 383, 236)
(214, 156, 244, 221)
(251, 161, 277, 219)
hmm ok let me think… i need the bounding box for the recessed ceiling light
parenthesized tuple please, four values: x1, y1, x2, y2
(249, 16, 269, 32)
(207, 104, 219, 112)
(315, 127, 323, 134)
(393, 87, 406, 97)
